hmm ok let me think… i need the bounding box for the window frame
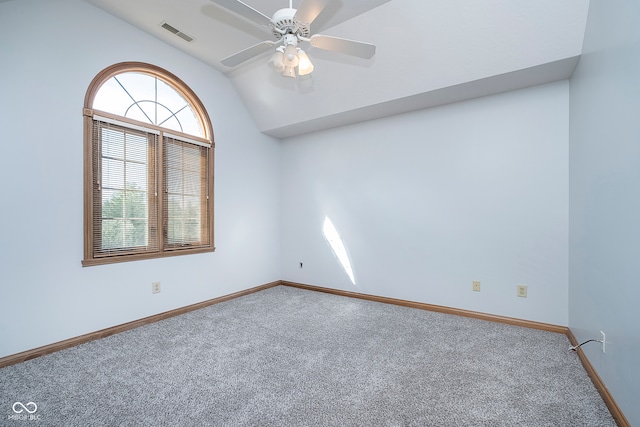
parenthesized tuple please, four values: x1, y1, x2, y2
(82, 62, 215, 266)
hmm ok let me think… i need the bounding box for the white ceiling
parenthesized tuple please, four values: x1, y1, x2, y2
(85, 0, 590, 139)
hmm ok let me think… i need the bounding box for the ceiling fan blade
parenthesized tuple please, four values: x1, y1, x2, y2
(306, 0, 390, 34)
(294, 0, 332, 25)
(221, 41, 275, 67)
(210, 0, 272, 27)
(309, 35, 376, 59)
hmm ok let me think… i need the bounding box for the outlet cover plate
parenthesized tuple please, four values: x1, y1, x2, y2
(517, 284, 527, 298)
(472, 280, 481, 292)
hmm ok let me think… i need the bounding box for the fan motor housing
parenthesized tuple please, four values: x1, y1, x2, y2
(271, 8, 310, 39)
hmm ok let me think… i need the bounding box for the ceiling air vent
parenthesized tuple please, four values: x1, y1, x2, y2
(160, 22, 194, 43)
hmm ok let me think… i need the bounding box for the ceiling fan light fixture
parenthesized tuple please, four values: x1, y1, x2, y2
(284, 43, 298, 62)
(212, 0, 377, 79)
(282, 65, 297, 78)
(268, 48, 285, 72)
(285, 51, 299, 68)
(297, 50, 314, 76)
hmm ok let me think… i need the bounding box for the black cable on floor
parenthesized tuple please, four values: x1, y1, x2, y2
(569, 339, 601, 352)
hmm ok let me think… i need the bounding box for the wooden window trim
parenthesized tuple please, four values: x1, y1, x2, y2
(82, 63, 215, 267)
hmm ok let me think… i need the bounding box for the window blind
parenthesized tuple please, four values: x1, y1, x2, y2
(163, 136, 210, 249)
(92, 120, 159, 257)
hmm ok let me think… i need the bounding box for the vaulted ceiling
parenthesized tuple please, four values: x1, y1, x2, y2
(85, 0, 590, 138)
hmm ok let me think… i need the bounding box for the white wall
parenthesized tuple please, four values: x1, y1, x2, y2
(2, 0, 635, 421)
(569, 1, 640, 424)
(281, 82, 569, 326)
(0, 0, 281, 358)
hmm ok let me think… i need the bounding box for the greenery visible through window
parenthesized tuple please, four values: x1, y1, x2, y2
(83, 62, 214, 266)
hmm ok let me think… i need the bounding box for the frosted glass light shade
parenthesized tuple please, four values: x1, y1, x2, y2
(297, 50, 314, 76)
(282, 65, 296, 78)
(267, 50, 285, 72)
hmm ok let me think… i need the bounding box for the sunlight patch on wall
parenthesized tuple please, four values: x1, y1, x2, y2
(323, 216, 356, 285)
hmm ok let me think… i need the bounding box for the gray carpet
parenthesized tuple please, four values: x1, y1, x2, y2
(0, 285, 615, 426)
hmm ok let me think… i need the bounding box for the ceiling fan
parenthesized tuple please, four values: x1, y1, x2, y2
(211, 0, 376, 77)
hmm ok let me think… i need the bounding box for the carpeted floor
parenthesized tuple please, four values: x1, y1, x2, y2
(0, 285, 615, 426)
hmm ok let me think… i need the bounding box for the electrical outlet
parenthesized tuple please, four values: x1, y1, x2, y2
(600, 331, 606, 353)
(472, 280, 481, 292)
(152, 281, 161, 294)
(517, 284, 527, 298)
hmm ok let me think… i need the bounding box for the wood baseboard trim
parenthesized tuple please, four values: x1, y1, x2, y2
(566, 330, 629, 427)
(0, 281, 280, 369)
(281, 281, 568, 334)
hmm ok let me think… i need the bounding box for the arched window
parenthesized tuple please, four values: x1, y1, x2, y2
(83, 62, 214, 266)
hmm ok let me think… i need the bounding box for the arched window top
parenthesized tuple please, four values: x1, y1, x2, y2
(85, 62, 213, 141)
